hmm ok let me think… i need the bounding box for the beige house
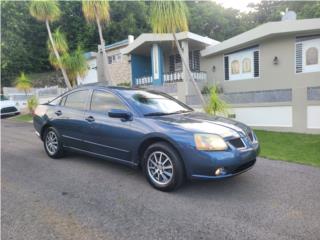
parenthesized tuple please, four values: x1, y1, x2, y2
(96, 35, 134, 85)
(81, 18, 320, 133)
(201, 18, 320, 133)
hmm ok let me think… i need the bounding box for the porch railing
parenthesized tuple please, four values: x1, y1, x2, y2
(135, 71, 207, 86)
(135, 76, 153, 86)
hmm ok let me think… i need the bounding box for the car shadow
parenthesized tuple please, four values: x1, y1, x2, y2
(62, 151, 259, 196)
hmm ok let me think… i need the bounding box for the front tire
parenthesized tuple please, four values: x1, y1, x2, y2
(142, 142, 185, 191)
(43, 127, 64, 159)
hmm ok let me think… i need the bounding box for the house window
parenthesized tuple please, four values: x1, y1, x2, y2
(169, 50, 200, 73)
(296, 36, 320, 73)
(189, 50, 200, 71)
(306, 47, 318, 65)
(231, 60, 240, 74)
(224, 47, 259, 81)
(108, 53, 122, 64)
(242, 58, 251, 73)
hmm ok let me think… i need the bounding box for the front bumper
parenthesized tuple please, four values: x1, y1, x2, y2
(181, 141, 259, 180)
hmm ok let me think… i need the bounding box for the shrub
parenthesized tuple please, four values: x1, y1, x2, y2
(27, 96, 39, 115)
(205, 86, 229, 116)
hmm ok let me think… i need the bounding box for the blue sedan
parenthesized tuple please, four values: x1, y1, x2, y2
(33, 83, 259, 191)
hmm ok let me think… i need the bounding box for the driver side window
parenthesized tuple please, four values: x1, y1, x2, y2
(90, 91, 127, 114)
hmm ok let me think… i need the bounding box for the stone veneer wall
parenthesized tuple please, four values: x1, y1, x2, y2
(106, 48, 132, 85)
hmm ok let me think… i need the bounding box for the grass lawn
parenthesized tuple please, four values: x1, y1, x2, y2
(13, 113, 33, 122)
(255, 130, 320, 167)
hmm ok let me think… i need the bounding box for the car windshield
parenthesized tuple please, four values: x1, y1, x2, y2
(0, 95, 9, 101)
(120, 90, 193, 116)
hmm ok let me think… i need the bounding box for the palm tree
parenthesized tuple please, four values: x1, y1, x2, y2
(15, 72, 32, 96)
(63, 47, 88, 87)
(29, 0, 72, 89)
(48, 28, 68, 70)
(82, 0, 112, 84)
(150, 0, 206, 108)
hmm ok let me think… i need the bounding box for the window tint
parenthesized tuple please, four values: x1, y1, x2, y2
(64, 90, 89, 110)
(90, 91, 127, 113)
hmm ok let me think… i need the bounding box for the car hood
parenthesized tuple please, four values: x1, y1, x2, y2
(155, 112, 251, 138)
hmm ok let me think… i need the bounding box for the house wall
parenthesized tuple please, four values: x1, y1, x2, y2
(201, 34, 320, 133)
(77, 58, 98, 85)
(131, 54, 151, 85)
(97, 46, 131, 85)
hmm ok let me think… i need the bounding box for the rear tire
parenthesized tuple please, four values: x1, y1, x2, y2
(43, 127, 64, 159)
(142, 142, 185, 191)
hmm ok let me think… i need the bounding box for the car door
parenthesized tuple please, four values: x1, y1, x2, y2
(51, 89, 90, 149)
(82, 90, 134, 163)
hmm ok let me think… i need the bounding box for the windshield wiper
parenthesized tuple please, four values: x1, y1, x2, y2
(167, 110, 192, 115)
(144, 112, 170, 116)
(144, 110, 192, 117)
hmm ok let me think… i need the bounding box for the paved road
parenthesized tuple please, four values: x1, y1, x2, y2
(2, 120, 320, 240)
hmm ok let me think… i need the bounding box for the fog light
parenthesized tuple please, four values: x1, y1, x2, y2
(215, 167, 225, 176)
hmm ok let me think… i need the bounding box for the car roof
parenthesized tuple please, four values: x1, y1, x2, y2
(75, 82, 140, 92)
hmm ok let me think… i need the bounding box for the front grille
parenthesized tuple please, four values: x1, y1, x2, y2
(1, 106, 17, 114)
(229, 138, 245, 149)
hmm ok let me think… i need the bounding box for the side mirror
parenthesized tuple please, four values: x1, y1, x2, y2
(108, 109, 133, 121)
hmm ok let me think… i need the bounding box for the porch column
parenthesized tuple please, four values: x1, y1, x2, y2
(151, 44, 164, 86)
(177, 40, 191, 103)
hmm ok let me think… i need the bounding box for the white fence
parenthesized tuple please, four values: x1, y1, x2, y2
(3, 86, 66, 110)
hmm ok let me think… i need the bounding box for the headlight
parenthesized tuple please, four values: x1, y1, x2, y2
(194, 134, 228, 151)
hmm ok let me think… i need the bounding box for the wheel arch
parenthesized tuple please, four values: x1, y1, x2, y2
(136, 135, 187, 173)
(40, 123, 52, 140)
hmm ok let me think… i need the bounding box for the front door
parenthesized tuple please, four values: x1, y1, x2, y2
(82, 90, 134, 163)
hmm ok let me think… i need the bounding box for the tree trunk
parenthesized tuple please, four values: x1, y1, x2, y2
(172, 33, 206, 109)
(45, 19, 72, 90)
(95, 9, 112, 85)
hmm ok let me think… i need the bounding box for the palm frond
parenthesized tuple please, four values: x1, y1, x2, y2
(150, 0, 189, 34)
(15, 72, 32, 92)
(63, 46, 88, 85)
(47, 28, 68, 54)
(29, 0, 61, 22)
(82, 0, 110, 23)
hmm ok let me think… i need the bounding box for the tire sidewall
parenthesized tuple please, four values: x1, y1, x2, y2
(43, 127, 64, 159)
(142, 142, 184, 191)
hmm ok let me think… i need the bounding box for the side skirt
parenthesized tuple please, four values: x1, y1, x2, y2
(63, 145, 139, 168)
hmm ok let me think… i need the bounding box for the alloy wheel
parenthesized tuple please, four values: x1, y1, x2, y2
(45, 131, 58, 155)
(147, 151, 174, 185)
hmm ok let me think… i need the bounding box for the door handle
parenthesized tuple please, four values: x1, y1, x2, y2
(85, 116, 95, 122)
(55, 110, 62, 116)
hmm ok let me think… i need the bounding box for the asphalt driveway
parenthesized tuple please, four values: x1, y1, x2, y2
(2, 119, 320, 240)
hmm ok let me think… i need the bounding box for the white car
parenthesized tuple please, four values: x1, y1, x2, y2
(0, 95, 20, 117)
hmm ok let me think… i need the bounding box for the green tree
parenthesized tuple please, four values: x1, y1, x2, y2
(205, 86, 228, 116)
(150, 0, 206, 109)
(48, 29, 87, 87)
(29, 0, 72, 89)
(27, 95, 39, 114)
(1, 1, 50, 87)
(48, 28, 69, 70)
(15, 72, 32, 96)
(63, 47, 88, 87)
(82, 0, 111, 84)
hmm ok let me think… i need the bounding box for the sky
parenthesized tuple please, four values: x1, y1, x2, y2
(213, 0, 262, 12)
